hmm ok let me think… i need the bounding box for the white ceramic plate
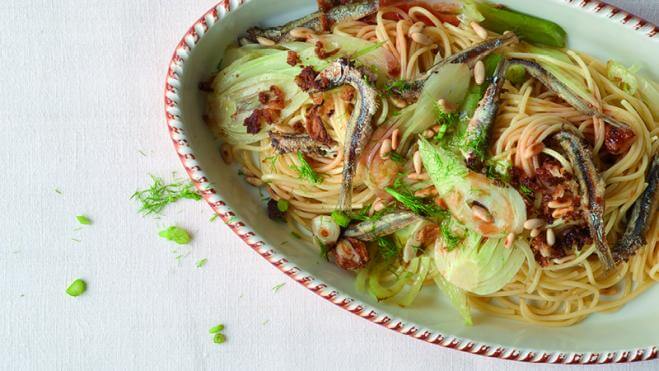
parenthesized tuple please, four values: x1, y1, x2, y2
(164, 0, 658, 363)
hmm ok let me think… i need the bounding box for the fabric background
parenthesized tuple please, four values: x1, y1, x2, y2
(0, 1, 656, 370)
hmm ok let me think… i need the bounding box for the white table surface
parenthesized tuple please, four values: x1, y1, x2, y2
(1, 1, 657, 370)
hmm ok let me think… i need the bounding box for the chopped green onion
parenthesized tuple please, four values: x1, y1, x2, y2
(209, 324, 225, 334)
(331, 210, 351, 228)
(159, 226, 191, 245)
(196, 258, 208, 268)
(277, 199, 289, 212)
(75, 215, 92, 225)
(66, 279, 87, 297)
(213, 333, 226, 344)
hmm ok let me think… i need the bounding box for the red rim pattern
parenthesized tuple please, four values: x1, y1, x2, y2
(164, 0, 658, 364)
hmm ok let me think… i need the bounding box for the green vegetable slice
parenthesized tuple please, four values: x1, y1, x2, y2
(76, 215, 92, 225)
(159, 226, 191, 245)
(66, 279, 87, 297)
(477, 3, 567, 47)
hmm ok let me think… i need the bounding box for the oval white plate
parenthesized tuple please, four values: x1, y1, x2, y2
(164, 0, 658, 364)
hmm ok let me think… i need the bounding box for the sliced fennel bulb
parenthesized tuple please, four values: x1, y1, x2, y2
(434, 231, 526, 295)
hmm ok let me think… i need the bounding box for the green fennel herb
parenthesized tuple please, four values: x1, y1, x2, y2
(440, 219, 461, 251)
(388, 151, 406, 164)
(383, 79, 412, 95)
(331, 210, 351, 228)
(131, 175, 201, 216)
(385, 187, 446, 219)
(293, 151, 322, 184)
(277, 199, 289, 212)
(196, 258, 208, 268)
(159, 226, 191, 245)
(376, 236, 400, 261)
(75, 215, 92, 225)
(66, 279, 87, 297)
(519, 184, 534, 198)
(272, 283, 286, 293)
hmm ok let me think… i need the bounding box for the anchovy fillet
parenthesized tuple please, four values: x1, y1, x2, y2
(243, 1, 379, 43)
(462, 58, 507, 169)
(508, 58, 630, 129)
(554, 131, 615, 271)
(344, 212, 419, 241)
(396, 32, 518, 99)
(315, 58, 378, 211)
(268, 131, 336, 157)
(613, 154, 659, 263)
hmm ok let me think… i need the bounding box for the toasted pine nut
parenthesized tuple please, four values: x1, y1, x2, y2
(407, 172, 429, 180)
(530, 228, 541, 238)
(256, 36, 276, 46)
(552, 207, 573, 219)
(391, 129, 400, 150)
(411, 32, 433, 46)
(523, 218, 545, 230)
(474, 60, 485, 85)
(546, 227, 556, 246)
(413, 151, 422, 174)
(471, 204, 493, 223)
(504, 233, 515, 248)
(423, 129, 435, 138)
(408, 21, 425, 36)
(470, 21, 488, 40)
(290, 27, 314, 40)
(380, 139, 392, 159)
(548, 200, 572, 209)
(414, 187, 437, 198)
(220, 143, 233, 164)
(373, 199, 386, 212)
(245, 176, 264, 187)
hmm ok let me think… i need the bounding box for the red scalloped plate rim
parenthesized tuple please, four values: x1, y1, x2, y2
(163, 0, 658, 364)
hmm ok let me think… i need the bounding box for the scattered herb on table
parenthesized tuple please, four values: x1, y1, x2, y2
(71, 238, 82, 243)
(272, 283, 286, 293)
(54, 188, 63, 195)
(75, 215, 92, 225)
(209, 324, 225, 334)
(209, 214, 219, 222)
(66, 279, 87, 297)
(159, 226, 191, 245)
(196, 258, 208, 268)
(131, 175, 201, 216)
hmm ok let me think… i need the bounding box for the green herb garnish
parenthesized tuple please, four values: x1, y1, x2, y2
(66, 279, 87, 297)
(131, 175, 201, 216)
(385, 187, 447, 219)
(376, 236, 400, 261)
(209, 214, 219, 222)
(54, 188, 63, 195)
(388, 151, 406, 164)
(352, 41, 386, 60)
(315, 237, 329, 260)
(71, 238, 81, 243)
(209, 324, 225, 334)
(384, 79, 412, 95)
(484, 158, 512, 183)
(76, 215, 92, 225)
(331, 210, 351, 227)
(293, 151, 322, 184)
(277, 199, 289, 212)
(272, 283, 286, 293)
(213, 333, 226, 344)
(519, 184, 534, 198)
(440, 219, 461, 251)
(196, 258, 208, 268)
(159, 226, 191, 245)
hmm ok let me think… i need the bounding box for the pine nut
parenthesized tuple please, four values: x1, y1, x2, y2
(548, 200, 572, 209)
(546, 227, 556, 246)
(256, 36, 276, 46)
(530, 228, 541, 238)
(289, 27, 314, 40)
(552, 207, 573, 219)
(220, 144, 233, 164)
(414, 187, 437, 198)
(245, 176, 264, 187)
(391, 129, 400, 150)
(423, 129, 435, 138)
(470, 21, 488, 40)
(413, 151, 422, 174)
(504, 233, 515, 248)
(474, 60, 485, 85)
(407, 172, 429, 180)
(408, 22, 425, 36)
(411, 32, 433, 46)
(380, 139, 392, 159)
(471, 204, 493, 223)
(523, 218, 545, 230)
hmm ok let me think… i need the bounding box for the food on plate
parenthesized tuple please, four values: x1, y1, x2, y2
(204, 0, 659, 326)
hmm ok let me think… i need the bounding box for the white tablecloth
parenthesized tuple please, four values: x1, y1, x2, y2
(1, 1, 657, 370)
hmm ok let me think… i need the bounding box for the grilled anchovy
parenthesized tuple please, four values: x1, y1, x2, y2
(315, 58, 378, 211)
(462, 58, 507, 169)
(613, 154, 659, 263)
(344, 212, 419, 241)
(508, 58, 630, 130)
(394, 32, 518, 99)
(554, 131, 615, 271)
(268, 131, 336, 157)
(243, 1, 378, 43)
